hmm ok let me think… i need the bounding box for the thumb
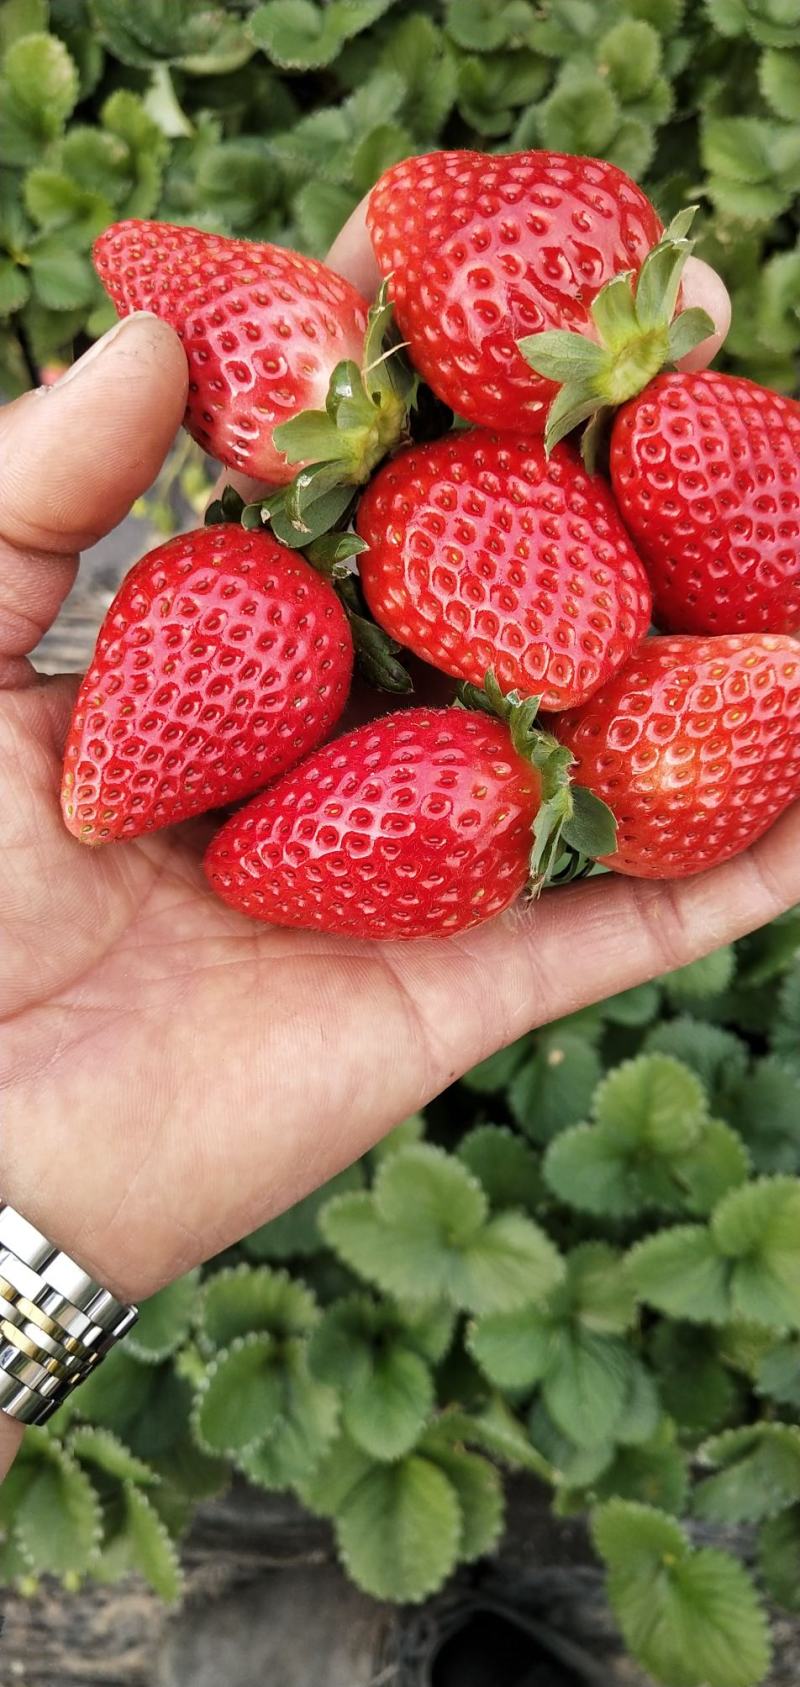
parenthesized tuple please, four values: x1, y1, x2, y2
(0, 313, 188, 557)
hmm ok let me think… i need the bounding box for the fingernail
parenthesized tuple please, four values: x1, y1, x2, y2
(45, 312, 161, 391)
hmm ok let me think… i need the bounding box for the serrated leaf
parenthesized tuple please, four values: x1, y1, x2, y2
(345, 1346, 433, 1462)
(566, 1244, 637, 1334)
(0, 257, 29, 316)
(239, 1342, 338, 1488)
(370, 1114, 425, 1167)
(0, 0, 47, 51)
(15, 1445, 102, 1577)
(509, 1033, 602, 1144)
(712, 1176, 800, 1327)
(433, 1397, 553, 1480)
(199, 1264, 318, 1348)
(249, 0, 394, 71)
(529, 1399, 613, 1486)
(593, 1500, 771, 1687)
(695, 1423, 800, 1524)
(627, 1226, 731, 1323)
(428, 1446, 504, 1563)
(645, 1019, 748, 1106)
(71, 1347, 154, 1433)
(702, 116, 775, 184)
(28, 236, 94, 310)
(242, 1164, 363, 1261)
(124, 1484, 183, 1603)
(468, 1305, 553, 1391)
(544, 1332, 634, 1448)
(538, 73, 621, 154)
(759, 1505, 800, 1611)
(445, 0, 534, 51)
(375, 1144, 487, 1236)
(651, 1324, 737, 1433)
(615, 1359, 662, 1448)
(69, 1427, 159, 1488)
(457, 1125, 544, 1214)
(665, 947, 736, 1002)
(4, 30, 78, 128)
(336, 1454, 461, 1603)
(595, 1055, 707, 1153)
(295, 1429, 375, 1517)
(582, 1429, 689, 1516)
(599, 19, 661, 99)
(193, 1334, 283, 1455)
(678, 1119, 750, 1216)
(756, 1337, 800, 1407)
(127, 1271, 200, 1364)
(458, 1211, 564, 1315)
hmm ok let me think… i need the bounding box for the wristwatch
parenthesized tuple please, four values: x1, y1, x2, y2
(0, 1202, 138, 1425)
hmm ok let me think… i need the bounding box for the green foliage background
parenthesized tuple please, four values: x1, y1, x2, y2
(0, 0, 799, 395)
(2, 3, 800, 1684)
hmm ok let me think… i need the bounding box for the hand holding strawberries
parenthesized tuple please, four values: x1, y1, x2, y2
(0, 160, 798, 1505)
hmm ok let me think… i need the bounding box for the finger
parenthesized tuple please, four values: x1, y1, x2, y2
(0, 1417, 23, 1484)
(0, 314, 187, 679)
(326, 194, 381, 298)
(677, 256, 732, 372)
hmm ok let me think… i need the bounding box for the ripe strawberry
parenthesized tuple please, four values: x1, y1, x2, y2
(610, 372, 800, 637)
(356, 429, 652, 711)
(92, 220, 371, 485)
(367, 150, 664, 433)
(555, 634, 800, 879)
(204, 708, 541, 939)
(61, 525, 353, 845)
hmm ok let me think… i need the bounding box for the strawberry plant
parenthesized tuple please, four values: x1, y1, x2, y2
(1, 915, 797, 1687)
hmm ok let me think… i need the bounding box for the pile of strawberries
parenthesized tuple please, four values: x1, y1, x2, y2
(61, 149, 800, 941)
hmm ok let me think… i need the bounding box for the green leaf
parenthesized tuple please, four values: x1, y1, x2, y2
(664, 947, 736, 1001)
(0, 257, 29, 316)
(242, 1164, 363, 1261)
(457, 1124, 544, 1214)
(0, 0, 47, 51)
(198, 1264, 318, 1348)
(123, 1484, 183, 1602)
(28, 236, 94, 310)
(249, 0, 395, 71)
(678, 1119, 750, 1216)
(427, 1446, 504, 1563)
(295, 180, 359, 255)
(759, 1505, 800, 1611)
(650, 1324, 738, 1433)
(644, 1019, 748, 1106)
(595, 1055, 707, 1154)
(4, 30, 78, 128)
(593, 1500, 771, 1687)
(69, 1427, 159, 1488)
(694, 1423, 800, 1524)
(569, 1244, 638, 1335)
(71, 1347, 154, 1434)
(380, 11, 457, 138)
(127, 1271, 200, 1364)
(528, 1399, 612, 1487)
(193, 1334, 283, 1455)
(370, 1114, 425, 1167)
(599, 19, 661, 100)
(335, 1455, 462, 1603)
(580, 1426, 689, 1516)
(538, 72, 621, 154)
(627, 1226, 731, 1323)
(702, 116, 776, 184)
(295, 1429, 375, 1518)
(458, 1211, 565, 1315)
(508, 1033, 602, 1144)
(468, 1305, 553, 1392)
(375, 1141, 486, 1235)
(544, 1332, 634, 1448)
(238, 1341, 338, 1488)
(756, 1337, 800, 1407)
(445, 0, 534, 51)
(24, 168, 112, 244)
(436, 1396, 554, 1480)
(15, 1442, 102, 1577)
(344, 1345, 433, 1462)
(712, 1176, 800, 1328)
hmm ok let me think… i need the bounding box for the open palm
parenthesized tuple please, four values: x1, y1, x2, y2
(1, 219, 798, 1346)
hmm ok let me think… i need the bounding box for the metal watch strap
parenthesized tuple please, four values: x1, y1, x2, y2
(0, 1202, 138, 1425)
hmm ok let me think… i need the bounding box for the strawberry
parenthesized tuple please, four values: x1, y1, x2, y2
(61, 524, 353, 845)
(356, 429, 652, 711)
(367, 150, 709, 439)
(554, 634, 800, 879)
(92, 221, 412, 492)
(610, 372, 800, 637)
(204, 700, 616, 940)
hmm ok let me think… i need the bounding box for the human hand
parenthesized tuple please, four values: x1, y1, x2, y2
(0, 201, 794, 1479)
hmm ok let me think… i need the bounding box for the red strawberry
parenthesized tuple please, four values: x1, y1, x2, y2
(61, 525, 353, 845)
(356, 429, 652, 710)
(204, 708, 541, 939)
(92, 220, 369, 485)
(367, 150, 663, 433)
(555, 634, 800, 879)
(610, 372, 800, 637)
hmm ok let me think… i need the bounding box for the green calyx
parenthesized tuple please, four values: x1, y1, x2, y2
(517, 208, 716, 463)
(459, 672, 618, 890)
(255, 280, 416, 545)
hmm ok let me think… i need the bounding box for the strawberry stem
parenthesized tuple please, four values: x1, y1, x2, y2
(458, 671, 617, 890)
(517, 208, 716, 464)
